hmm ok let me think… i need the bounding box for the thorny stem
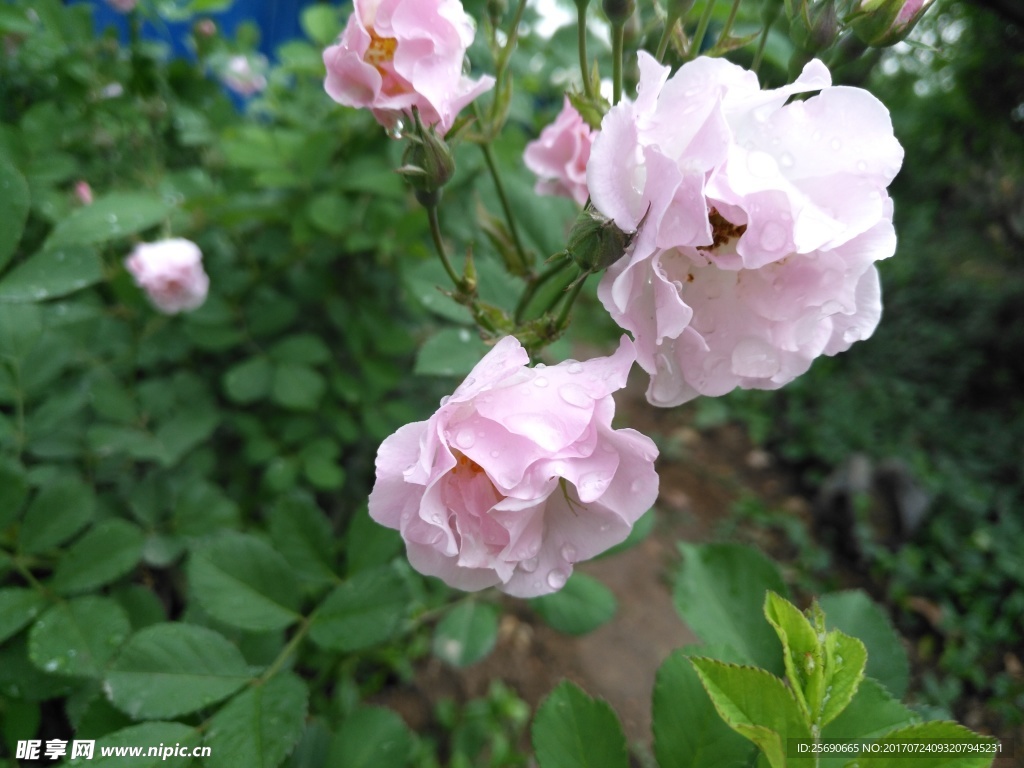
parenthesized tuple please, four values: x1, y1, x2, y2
(690, 0, 719, 59)
(514, 254, 572, 324)
(478, 140, 530, 274)
(554, 270, 589, 331)
(611, 22, 625, 104)
(427, 204, 463, 291)
(655, 14, 680, 62)
(577, 4, 594, 97)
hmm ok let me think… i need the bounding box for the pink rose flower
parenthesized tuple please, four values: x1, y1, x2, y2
(369, 336, 659, 597)
(524, 98, 595, 206)
(323, 0, 495, 135)
(125, 239, 209, 315)
(589, 54, 903, 406)
(73, 180, 93, 206)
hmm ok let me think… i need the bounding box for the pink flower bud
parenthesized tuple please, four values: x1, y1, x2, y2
(524, 98, 595, 207)
(322, 0, 495, 135)
(125, 239, 209, 315)
(219, 54, 268, 97)
(105, 0, 139, 12)
(852, 0, 935, 47)
(369, 336, 659, 597)
(73, 181, 93, 206)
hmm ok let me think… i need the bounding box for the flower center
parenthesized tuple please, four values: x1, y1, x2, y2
(365, 30, 397, 72)
(451, 451, 486, 477)
(698, 207, 747, 252)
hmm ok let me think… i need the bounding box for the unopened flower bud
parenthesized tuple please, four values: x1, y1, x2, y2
(852, 0, 935, 47)
(790, 0, 840, 54)
(602, 0, 635, 25)
(398, 121, 456, 207)
(487, 0, 507, 18)
(565, 205, 634, 274)
(667, 0, 697, 21)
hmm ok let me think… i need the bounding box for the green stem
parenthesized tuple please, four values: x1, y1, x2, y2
(479, 141, 529, 273)
(514, 254, 572, 324)
(690, 0, 719, 59)
(495, 0, 528, 73)
(752, 24, 771, 72)
(719, 0, 743, 44)
(577, 4, 594, 97)
(9, 362, 25, 458)
(426, 205, 463, 290)
(259, 615, 313, 684)
(655, 14, 680, 62)
(611, 22, 625, 104)
(554, 271, 589, 331)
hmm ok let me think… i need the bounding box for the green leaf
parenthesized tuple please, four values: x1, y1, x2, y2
(432, 601, 500, 667)
(414, 328, 489, 377)
(270, 334, 333, 366)
(405, 260, 473, 323)
(309, 566, 409, 652)
(327, 706, 414, 768)
(105, 623, 252, 719)
(188, 532, 302, 632)
(48, 519, 144, 595)
(45, 192, 170, 249)
(0, 302, 42, 360)
(204, 673, 309, 768)
(300, 4, 342, 46)
(653, 649, 756, 768)
(0, 587, 47, 644)
(268, 493, 337, 588)
(820, 630, 868, 728)
(272, 362, 326, 411)
(0, 157, 30, 270)
(674, 543, 786, 672)
(764, 591, 822, 720)
(223, 355, 272, 404)
(174, 481, 240, 538)
(530, 573, 617, 636)
(306, 193, 350, 236)
(820, 590, 910, 699)
(532, 680, 629, 768)
(345, 508, 403, 575)
(843, 721, 997, 768)
(0, 245, 103, 303)
(18, 474, 96, 554)
(690, 658, 813, 768)
(155, 404, 219, 466)
(28, 596, 130, 679)
(69, 722, 201, 768)
(821, 678, 915, 768)
(0, 457, 29, 529)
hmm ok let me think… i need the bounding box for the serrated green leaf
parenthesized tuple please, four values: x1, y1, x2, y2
(204, 673, 309, 768)
(821, 678, 916, 768)
(105, 623, 252, 719)
(69, 722, 201, 768)
(223, 355, 272, 404)
(820, 630, 868, 728)
(532, 680, 629, 768)
(674, 543, 786, 672)
(0, 634, 75, 700)
(188, 532, 302, 632)
(530, 573, 617, 636)
(690, 658, 813, 768)
(328, 706, 414, 768)
(272, 362, 326, 411)
(764, 591, 822, 720)
(433, 601, 499, 667)
(843, 721, 997, 768)
(45, 192, 170, 249)
(0, 588, 47, 644)
(155, 404, 219, 466)
(820, 590, 910, 699)
(173, 481, 240, 538)
(414, 328, 489, 377)
(0, 157, 30, 270)
(28, 596, 130, 679)
(49, 519, 144, 595)
(345, 508, 403, 576)
(0, 245, 103, 303)
(268, 493, 337, 588)
(18, 474, 95, 554)
(309, 566, 409, 652)
(653, 649, 756, 768)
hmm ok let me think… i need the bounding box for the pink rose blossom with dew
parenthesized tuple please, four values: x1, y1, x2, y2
(369, 336, 659, 597)
(220, 54, 268, 97)
(323, 0, 495, 135)
(589, 53, 903, 406)
(524, 98, 595, 206)
(73, 181, 93, 206)
(125, 239, 209, 315)
(106, 0, 138, 12)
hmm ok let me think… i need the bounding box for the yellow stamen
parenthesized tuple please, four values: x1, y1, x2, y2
(365, 30, 397, 71)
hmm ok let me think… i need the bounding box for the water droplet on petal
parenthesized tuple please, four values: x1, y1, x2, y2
(830, 137, 843, 151)
(558, 383, 591, 408)
(455, 429, 475, 449)
(520, 556, 539, 573)
(759, 221, 787, 252)
(567, 362, 583, 374)
(561, 544, 577, 562)
(547, 569, 568, 590)
(534, 376, 549, 388)
(490, 450, 500, 458)
(731, 337, 781, 379)
(779, 152, 794, 169)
